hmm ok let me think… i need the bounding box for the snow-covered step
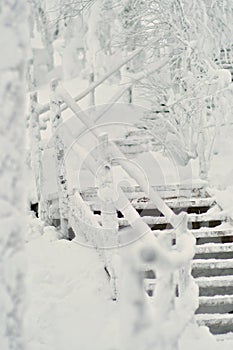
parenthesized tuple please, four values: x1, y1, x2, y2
(192, 227, 233, 238)
(154, 227, 233, 239)
(118, 212, 227, 227)
(192, 258, 233, 270)
(144, 276, 233, 290)
(144, 279, 233, 305)
(132, 196, 215, 210)
(196, 313, 233, 327)
(81, 182, 208, 201)
(195, 243, 233, 254)
(196, 275, 233, 288)
(89, 196, 215, 211)
(199, 295, 233, 306)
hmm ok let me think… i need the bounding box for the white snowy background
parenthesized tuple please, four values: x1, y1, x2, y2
(1, 0, 233, 349)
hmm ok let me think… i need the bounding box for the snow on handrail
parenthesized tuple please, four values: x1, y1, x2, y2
(38, 54, 169, 116)
(56, 82, 181, 228)
(38, 49, 143, 114)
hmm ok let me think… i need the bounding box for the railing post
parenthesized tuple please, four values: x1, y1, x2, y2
(120, 245, 152, 350)
(50, 79, 69, 238)
(97, 133, 119, 300)
(28, 58, 35, 90)
(29, 91, 50, 224)
(89, 72, 95, 106)
(128, 86, 133, 104)
(197, 110, 208, 180)
(176, 212, 198, 321)
(97, 133, 118, 232)
(156, 232, 176, 316)
(29, 92, 41, 199)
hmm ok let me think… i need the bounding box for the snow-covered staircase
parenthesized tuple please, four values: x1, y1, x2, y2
(193, 222, 233, 336)
(80, 181, 233, 336)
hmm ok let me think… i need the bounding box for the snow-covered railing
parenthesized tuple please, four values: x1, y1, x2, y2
(69, 132, 198, 348)
(120, 222, 198, 350)
(29, 60, 199, 327)
(29, 92, 41, 200)
(34, 51, 169, 121)
(35, 73, 200, 334)
(66, 130, 196, 322)
(55, 81, 183, 229)
(38, 49, 143, 114)
(31, 70, 188, 236)
(28, 54, 169, 208)
(29, 91, 51, 223)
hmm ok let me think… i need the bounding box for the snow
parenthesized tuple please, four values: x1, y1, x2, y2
(24, 229, 117, 350)
(24, 225, 233, 350)
(196, 275, 233, 288)
(192, 258, 233, 269)
(199, 294, 233, 306)
(24, 64, 233, 348)
(19, 2, 233, 349)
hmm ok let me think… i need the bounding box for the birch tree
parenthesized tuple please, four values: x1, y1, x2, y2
(0, 1, 28, 349)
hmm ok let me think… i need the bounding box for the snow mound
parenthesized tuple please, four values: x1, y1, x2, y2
(24, 233, 118, 350)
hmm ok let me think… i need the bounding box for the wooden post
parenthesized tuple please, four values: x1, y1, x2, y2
(28, 58, 35, 90)
(50, 79, 69, 238)
(29, 92, 41, 199)
(120, 245, 152, 350)
(197, 130, 208, 180)
(97, 133, 118, 300)
(157, 232, 176, 313)
(29, 92, 49, 224)
(69, 189, 101, 246)
(97, 133, 118, 233)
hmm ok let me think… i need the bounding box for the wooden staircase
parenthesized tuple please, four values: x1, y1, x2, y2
(81, 181, 233, 337)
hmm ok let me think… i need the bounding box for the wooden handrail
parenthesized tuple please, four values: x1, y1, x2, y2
(56, 84, 182, 228)
(38, 49, 143, 115)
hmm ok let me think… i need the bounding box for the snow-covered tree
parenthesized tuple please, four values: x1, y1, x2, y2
(29, 0, 54, 70)
(84, 0, 122, 79)
(132, 0, 233, 178)
(0, 0, 29, 349)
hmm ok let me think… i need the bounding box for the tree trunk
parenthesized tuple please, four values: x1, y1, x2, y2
(0, 1, 28, 349)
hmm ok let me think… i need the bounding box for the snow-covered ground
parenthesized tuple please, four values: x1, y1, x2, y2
(24, 225, 233, 350)
(24, 228, 118, 350)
